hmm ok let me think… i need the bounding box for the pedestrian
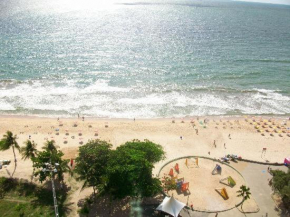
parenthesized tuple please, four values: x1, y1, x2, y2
(195, 129, 198, 135)
(224, 143, 226, 149)
(228, 134, 231, 139)
(190, 204, 193, 210)
(180, 136, 183, 140)
(214, 140, 216, 148)
(215, 212, 218, 217)
(208, 151, 210, 155)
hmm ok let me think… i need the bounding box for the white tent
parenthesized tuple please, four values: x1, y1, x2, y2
(156, 196, 186, 217)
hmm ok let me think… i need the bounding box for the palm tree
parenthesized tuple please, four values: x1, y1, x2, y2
(43, 140, 58, 153)
(20, 140, 37, 181)
(0, 131, 20, 177)
(237, 185, 251, 210)
(21, 140, 37, 160)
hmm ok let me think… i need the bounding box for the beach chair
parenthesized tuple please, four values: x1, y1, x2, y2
(215, 188, 229, 200)
(174, 163, 179, 173)
(181, 182, 189, 192)
(169, 168, 174, 176)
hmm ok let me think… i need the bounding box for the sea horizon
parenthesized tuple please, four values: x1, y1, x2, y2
(1, 0, 289, 118)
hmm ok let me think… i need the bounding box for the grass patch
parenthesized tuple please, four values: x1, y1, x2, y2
(0, 200, 54, 217)
(0, 177, 68, 217)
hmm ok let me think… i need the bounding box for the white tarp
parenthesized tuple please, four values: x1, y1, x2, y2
(156, 196, 186, 217)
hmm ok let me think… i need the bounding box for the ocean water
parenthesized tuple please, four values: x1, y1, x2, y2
(0, 0, 289, 118)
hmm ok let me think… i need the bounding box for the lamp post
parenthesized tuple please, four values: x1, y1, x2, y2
(43, 162, 60, 217)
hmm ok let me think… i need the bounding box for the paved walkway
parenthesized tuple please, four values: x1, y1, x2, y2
(178, 161, 288, 217)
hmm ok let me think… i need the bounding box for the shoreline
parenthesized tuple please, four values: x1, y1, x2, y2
(0, 113, 289, 121)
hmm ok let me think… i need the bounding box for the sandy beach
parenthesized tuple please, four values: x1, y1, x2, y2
(0, 115, 289, 180)
(0, 115, 289, 216)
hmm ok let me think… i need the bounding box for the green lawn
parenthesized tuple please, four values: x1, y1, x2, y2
(0, 177, 67, 217)
(0, 199, 54, 217)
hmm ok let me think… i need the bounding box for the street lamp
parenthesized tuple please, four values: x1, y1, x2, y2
(43, 162, 59, 217)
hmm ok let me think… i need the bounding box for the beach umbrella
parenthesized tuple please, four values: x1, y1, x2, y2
(156, 197, 185, 217)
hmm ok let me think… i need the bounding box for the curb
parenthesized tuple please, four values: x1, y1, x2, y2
(238, 158, 284, 166)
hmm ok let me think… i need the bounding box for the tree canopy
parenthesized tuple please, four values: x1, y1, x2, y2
(74, 140, 112, 194)
(0, 131, 19, 152)
(237, 185, 251, 210)
(74, 139, 165, 199)
(271, 169, 290, 209)
(0, 131, 20, 177)
(20, 140, 37, 160)
(32, 140, 69, 183)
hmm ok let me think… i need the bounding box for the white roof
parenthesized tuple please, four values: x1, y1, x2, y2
(156, 196, 186, 217)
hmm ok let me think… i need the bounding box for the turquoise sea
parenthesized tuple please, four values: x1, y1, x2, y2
(0, 0, 289, 118)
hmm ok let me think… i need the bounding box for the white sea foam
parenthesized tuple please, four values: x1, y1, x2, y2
(117, 94, 166, 105)
(0, 79, 289, 118)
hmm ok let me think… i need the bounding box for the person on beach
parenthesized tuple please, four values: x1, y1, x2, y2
(180, 136, 183, 140)
(228, 134, 231, 139)
(224, 143, 226, 149)
(214, 140, 216, 148)
(195, 129, 198, 135)
(82, 116, 84, 121)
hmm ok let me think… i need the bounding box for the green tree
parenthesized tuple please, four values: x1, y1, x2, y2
(33, 143, 69, 183)
(42, 140, 58, 153)
(20, 140, 38, 180)
(74, 140, 112, 196)
(271, 169, 290, 209)
(0, 131, 20, 177)
(105, 139, 165, 198)
(237, 185, 251, 210)
(21, 140, 37, 160)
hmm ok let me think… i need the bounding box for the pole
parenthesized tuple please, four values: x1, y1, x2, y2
(47, 160, 59, 217)
(51, 170, 59, 217)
